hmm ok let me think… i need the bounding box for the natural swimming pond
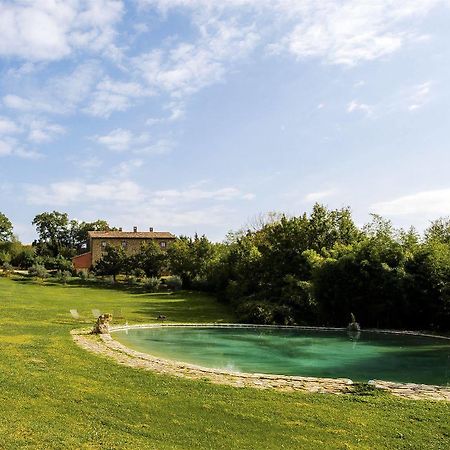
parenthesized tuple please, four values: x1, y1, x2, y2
(112, 327, 450, 386)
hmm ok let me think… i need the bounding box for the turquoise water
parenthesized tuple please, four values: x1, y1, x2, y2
(113, 327, 450, 385)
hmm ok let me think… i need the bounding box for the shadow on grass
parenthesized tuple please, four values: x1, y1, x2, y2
(10, 275, 235, 324)
(131, 293, 233, 323)
(12, 275, 154, 294)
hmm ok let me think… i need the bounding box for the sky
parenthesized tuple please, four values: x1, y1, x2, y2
(1, 0, 450, 243)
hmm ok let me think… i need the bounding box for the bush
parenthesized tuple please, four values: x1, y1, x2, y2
(191, 276, 212, 291)
(1, 262, 13, 277)
(56, 270, 71, 284)
(132, 268, 146, 280)
(11, 247, 35, 269)
(28, 264, 49, 280)
(0, 251, 11, 265)
(235, 301, 295, 325)
(164, 276, 182, 291)
(143, 277, 161, 292)
(236, 301, 274, 325)
(78, 271, 87, 281)
(126, 275, 139, 285)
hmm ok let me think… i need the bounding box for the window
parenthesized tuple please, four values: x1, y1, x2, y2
(121, 241, 127, 249)
(160, 241, 166, 248)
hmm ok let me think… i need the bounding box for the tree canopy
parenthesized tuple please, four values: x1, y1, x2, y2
(0, 212, 13, 242)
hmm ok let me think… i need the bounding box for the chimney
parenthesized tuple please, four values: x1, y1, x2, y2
(133, 226, 137, 233)
(149, 227, 154, 232)
(119, 227, 122, 232)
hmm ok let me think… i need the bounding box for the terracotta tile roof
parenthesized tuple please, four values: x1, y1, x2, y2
(88, 231, 176, 239)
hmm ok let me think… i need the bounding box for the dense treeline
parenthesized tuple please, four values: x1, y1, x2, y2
(0, 210, 113, 271)
(1, 206, 449, 330)
(164, 205, 450, 331)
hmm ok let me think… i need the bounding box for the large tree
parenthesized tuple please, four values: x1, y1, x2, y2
(32, 211, 70, 257)
(0, 212, 13, 242)
(32, 212, 113, 257)
(168, 235, 216, 288)
(131, 241, 167, 278)
(93, 245, 126, 282)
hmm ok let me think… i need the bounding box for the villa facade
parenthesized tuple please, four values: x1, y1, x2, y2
(72, 227, 176, 272)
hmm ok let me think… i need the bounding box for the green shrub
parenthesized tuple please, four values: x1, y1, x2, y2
(143, 277, 161, 292)
(1, 262, 13, 277)
(236, 301, 274, 325)
(78, 271, 87, 281)
(28, 264, 49, 280)
(0, 251, 11, 265)
(132, 268, 146, 280)
(164, 276, 182, 291)
(10, 247, 35, 268)
(56, 270, 71, 284)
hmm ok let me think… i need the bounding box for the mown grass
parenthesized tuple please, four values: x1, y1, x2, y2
(0, 276, 448, 449)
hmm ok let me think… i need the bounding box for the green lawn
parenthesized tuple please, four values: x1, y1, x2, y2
(0, 277, 448, 449)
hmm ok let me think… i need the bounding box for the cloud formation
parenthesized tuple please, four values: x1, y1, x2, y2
(0, 0, 124, 61)
(143, 0, 446, 65)
(371, 188, 450, 216)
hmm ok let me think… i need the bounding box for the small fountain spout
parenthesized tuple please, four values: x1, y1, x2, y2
(347, 312, 361, 332)
(347, 313, 361, 342)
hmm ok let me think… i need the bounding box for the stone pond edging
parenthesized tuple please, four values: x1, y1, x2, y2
(71, 323, 450, 401)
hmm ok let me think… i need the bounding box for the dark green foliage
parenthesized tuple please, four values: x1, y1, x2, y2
(10, 245, 35, 268)
(164, 275, 183, 291)
(184, 205, 450, 331)
(167, 234, 217, 288)
(28, 264, 49, 279)
(130, 241, 167, 277)
(0, 212, 13, 242)
(32, 211, 113, 258)
(93, 245, 126, 282)
(142, 276, 161, 292)
(1, 262, 13, 276)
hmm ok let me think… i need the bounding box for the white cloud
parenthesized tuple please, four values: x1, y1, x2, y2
(27, 119, 65, 143)
(25, 180, 144, 206)
(94, 128, 133, 151)
(152, 187, 252, 205)
(0, 117, 21, 135)
(112, 158, 144, 177)
(0, 0, 124, 61)
(136, 138, 174, 155)
(93, 128, 154, 152)
(347, 100, 373, 116)
(74, 155, 103, 170)
(407, 81, 432, 111)
(0, 137, 42, 159)
(3, 94, 54, 113)
(304, 189, 337, 202)
(12, 147, 43, 160)
(371, 188, 450, 216)
(3, 62, 100, 115)
(133, 20, 259, 97)
(0, 139, 13, 157)
(93, 128, 174, 155)
(83, 77, 151, 117)
(24, 178, 253, 206)
(144, 0, 446, 66)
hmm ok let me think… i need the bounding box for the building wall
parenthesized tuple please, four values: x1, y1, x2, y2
(72, 252, 92, 271)
(90, 237, 173, 266)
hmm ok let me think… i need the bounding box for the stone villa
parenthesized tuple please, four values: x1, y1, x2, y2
(72, 227, 176, 272)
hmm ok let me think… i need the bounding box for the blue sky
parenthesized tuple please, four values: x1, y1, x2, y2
(1, 0, 450, 242)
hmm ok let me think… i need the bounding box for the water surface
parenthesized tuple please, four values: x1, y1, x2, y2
(113, 327, 450, 385)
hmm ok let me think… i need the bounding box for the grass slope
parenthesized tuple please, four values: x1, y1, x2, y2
(0, 277, 448, 449)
